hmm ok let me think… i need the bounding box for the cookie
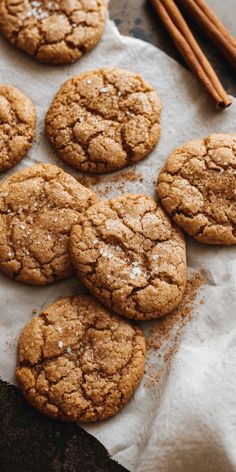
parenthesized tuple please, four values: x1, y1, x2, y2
(16, 294, 146, 422)
(0, 85, 36, 172)
(70, 194, 187, 320)
(0, 163, 97, 285)
(156, 134, 236, 245)
(45, 68, 162, 173)
(0, 0, 106, 65)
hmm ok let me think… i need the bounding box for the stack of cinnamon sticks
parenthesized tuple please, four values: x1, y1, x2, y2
(150, 0, 236, 109)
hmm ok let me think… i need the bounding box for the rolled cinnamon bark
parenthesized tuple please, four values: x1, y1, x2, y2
(177, 0, 236, 69)
(150, 0, 231, 109)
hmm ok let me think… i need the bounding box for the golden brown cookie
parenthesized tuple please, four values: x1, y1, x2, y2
(70, 194, 187, 320)
(16, 294, 146, 422)
(156, 134, 236, 245)
(0, 0, 106, 65)
(45, 68, 162, 173)
(0, 163, 97, 285)
(0, 85, 36, 172)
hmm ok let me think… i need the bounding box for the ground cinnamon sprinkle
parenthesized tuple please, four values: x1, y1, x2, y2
(77, 169, 143, 196)
(77, 175, 101, 188)
(145, 270, 206, 387)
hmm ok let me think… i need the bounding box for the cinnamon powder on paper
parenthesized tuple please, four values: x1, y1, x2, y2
(77, 169, 143, 196)
(145, 270, 206, 387)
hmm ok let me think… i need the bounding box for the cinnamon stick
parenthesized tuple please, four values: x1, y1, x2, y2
(177, 0, 236, 69)
(150, 0, 231, 109)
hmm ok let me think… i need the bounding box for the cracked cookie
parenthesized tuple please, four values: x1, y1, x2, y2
(16, 294, 146, 422)
(0, 0, 106, 65)
(0, 85, 36, 172)
(0, 163, 97, 285)
(156, 134, 236, 245)
(45, 68, 162, 173)
(70, 194, 187, 320)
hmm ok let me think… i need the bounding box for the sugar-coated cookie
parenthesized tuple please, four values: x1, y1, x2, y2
(16, 294, 146, 422)
(0, 85, 36, 171)
(157, 134, 236, 245)
(0, 0, 106, 64)
(70, 194, 187, 320)
(0, 163, 97, 285)
(46, 68, 162, 173)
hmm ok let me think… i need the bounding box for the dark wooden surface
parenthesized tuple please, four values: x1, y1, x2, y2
(110, 0, 236, 97)
(0, 379, 127, 472)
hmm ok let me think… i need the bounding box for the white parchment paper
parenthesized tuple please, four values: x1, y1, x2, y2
(0, 2, 236, 471)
